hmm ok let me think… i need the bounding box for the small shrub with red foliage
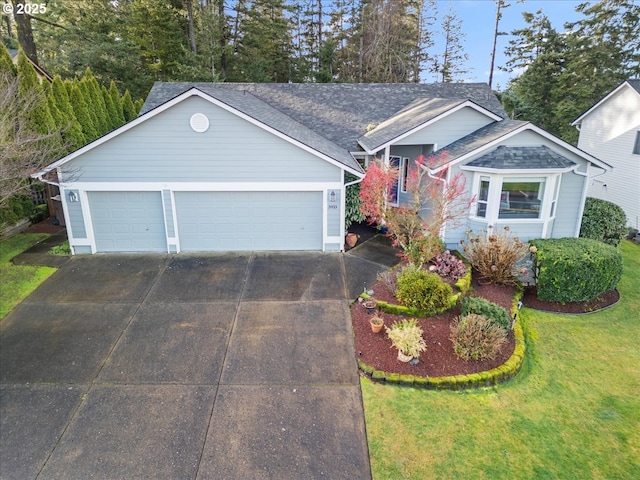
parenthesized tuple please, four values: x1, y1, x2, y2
(429, 250, 467, 281)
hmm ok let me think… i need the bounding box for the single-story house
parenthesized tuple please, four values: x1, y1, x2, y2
(572, 79, 640, 230)
(34, 82, 612, 254)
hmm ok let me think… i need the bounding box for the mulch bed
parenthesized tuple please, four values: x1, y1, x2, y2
(352, 267, 620, 378)
(522, 286, 619, 314)
(23, 217, 65, 234)
(352, 272, 517, 378)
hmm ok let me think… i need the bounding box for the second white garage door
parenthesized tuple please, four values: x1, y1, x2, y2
(175, 191, 323, 251)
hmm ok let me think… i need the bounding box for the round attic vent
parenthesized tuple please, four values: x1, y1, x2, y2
(190, 113, 209, 133)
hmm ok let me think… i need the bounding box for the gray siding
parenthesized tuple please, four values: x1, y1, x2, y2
(64, 96, 341, 183)
(65, 190, 86, 238)
(396, 107, 495, 148)
(551, 171, 585, 238)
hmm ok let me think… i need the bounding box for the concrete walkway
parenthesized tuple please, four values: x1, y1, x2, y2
(0, 236, 399, 479)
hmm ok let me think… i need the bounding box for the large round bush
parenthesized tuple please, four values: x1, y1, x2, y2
(580, 197, 628, 246)
(395, 266, 453, 313)
(530, 237, 623, 303)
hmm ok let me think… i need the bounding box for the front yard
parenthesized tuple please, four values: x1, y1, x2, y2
(0, 234, 56, 320)
(363, 240, 640, 479)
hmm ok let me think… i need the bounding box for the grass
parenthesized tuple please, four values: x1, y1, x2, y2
(0, 233, 57, 320)
(363, 240, 640, 479)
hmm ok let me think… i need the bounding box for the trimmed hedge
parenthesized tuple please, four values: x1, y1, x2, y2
(461, 296, 511, 330)
(530, 237, 622, 303)
(580, 197, 628, 247)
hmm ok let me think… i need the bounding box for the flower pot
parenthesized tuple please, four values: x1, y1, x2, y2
(370, 317, 384, 333)
(397, 351, 413, 363)
(346, 232, 358, 248)
(363, 299, 377, 314)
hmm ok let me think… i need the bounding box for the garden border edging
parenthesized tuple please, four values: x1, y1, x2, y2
(357, 286, 526, 390)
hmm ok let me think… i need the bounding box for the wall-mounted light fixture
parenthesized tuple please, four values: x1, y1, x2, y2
(329, 191, 336, 203)
(68, 191, 78, 202)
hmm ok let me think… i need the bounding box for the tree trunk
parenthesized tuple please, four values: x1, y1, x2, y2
(12, 0, 38, 65)
(185, 0, 197, 53)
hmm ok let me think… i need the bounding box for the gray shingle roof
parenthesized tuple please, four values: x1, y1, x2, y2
(141, 82, 506, 152)
(425, 119, 527, 169)
(627, 79, 640, 93)
(466, 145, 576, 170)
(358, 97, 467, 152)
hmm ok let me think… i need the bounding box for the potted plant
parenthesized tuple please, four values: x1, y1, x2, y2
(386, 319, 427, 362)
(363, 298, 377, 314)
(346, 232, 358, 248)
(369, 316, 384, 333)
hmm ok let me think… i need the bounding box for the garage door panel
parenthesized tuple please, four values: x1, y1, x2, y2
(89, 192, 166, 252)
(175, 191, 322, 252)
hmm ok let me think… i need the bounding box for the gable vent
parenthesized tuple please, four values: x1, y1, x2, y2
(190, 113, 209, 133)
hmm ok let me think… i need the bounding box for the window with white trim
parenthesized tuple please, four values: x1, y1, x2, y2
(633, 131, 640, 155)
(471, 173, 561, 223)
(400, 157, 409, 192)
(476, 176, 490, 218)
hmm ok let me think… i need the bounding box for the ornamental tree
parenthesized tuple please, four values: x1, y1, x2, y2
(359, 152, 474, 267)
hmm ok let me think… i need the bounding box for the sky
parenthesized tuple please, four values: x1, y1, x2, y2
(430, 0, 585, 88)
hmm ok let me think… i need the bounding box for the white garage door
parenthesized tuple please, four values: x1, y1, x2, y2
(89, 191, 167, 252)
(175, 191, 323, 251)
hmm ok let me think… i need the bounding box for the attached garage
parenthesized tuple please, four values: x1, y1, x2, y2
(175, 191, 323, 252)
(89, 191, 167, 252)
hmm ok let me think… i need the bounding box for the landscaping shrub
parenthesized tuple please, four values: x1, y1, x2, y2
(580, 197, 628, 247)
(395, 266, 453, 313)
(450, 313, 508, 361)
(462, 226, 529, 285)
(429, 250, 467, 281)
(530, 237, 623, 302)
(461, 296, 511, 330)
(0, 195, 36, 228)
(386, 318, 427, 358)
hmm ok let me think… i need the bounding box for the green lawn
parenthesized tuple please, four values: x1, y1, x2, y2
(0, 233, 57, 320)
(363, 240, 640, 480)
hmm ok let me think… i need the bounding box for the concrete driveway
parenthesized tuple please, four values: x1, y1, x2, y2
(1, 237, 398, 479)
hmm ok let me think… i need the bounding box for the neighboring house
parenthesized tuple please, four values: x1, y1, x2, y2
(9, 48, 53, 83)
(572, 79, 640, 230)
(33, 82, 611, 254)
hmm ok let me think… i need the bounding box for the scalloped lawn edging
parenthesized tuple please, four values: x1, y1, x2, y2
(357, 285, 525, 390)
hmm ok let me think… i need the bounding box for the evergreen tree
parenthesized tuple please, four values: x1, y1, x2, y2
(121, 90, 137, 122)
(16, 50, 55, 135)
(0, 43, 16, 76)
(109, 81, 125, 125)
(69, 82, 98, 142)
(81, 68, 109, 136)
(51, 75, 85, 150)
(102, 85, 119, 131)
(432, 7, 469, 82)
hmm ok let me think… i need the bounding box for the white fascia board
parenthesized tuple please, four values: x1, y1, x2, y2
(61, 181, 343, 192)
(571, 81, 634, 126)
(434, 123, 612, 175)
(357, 100, 503, 155)
(33, 88, 363, 178)
(459, 165, 576, 175)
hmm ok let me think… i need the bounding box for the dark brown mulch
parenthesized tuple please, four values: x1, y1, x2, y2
(352, 273, 517, 378)
(23, 217, 65, 234)
(523, 286, 620, 314)
(345, 221, 379, 251)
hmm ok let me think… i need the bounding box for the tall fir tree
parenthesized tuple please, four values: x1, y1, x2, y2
(109, 81, 126, 125)
(69, 82, 98, 142)
(16, 50, 55, 135)
(81, 68, 109, 136)
(121, 90, 137, 122)
(432, 7, 469, 82)
(51, 75, 86, 150)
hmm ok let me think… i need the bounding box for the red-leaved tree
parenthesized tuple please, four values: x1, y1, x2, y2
(360, 152, 474, 266)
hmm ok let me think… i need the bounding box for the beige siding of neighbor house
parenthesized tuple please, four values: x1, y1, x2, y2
(578, 85, 640, 229)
